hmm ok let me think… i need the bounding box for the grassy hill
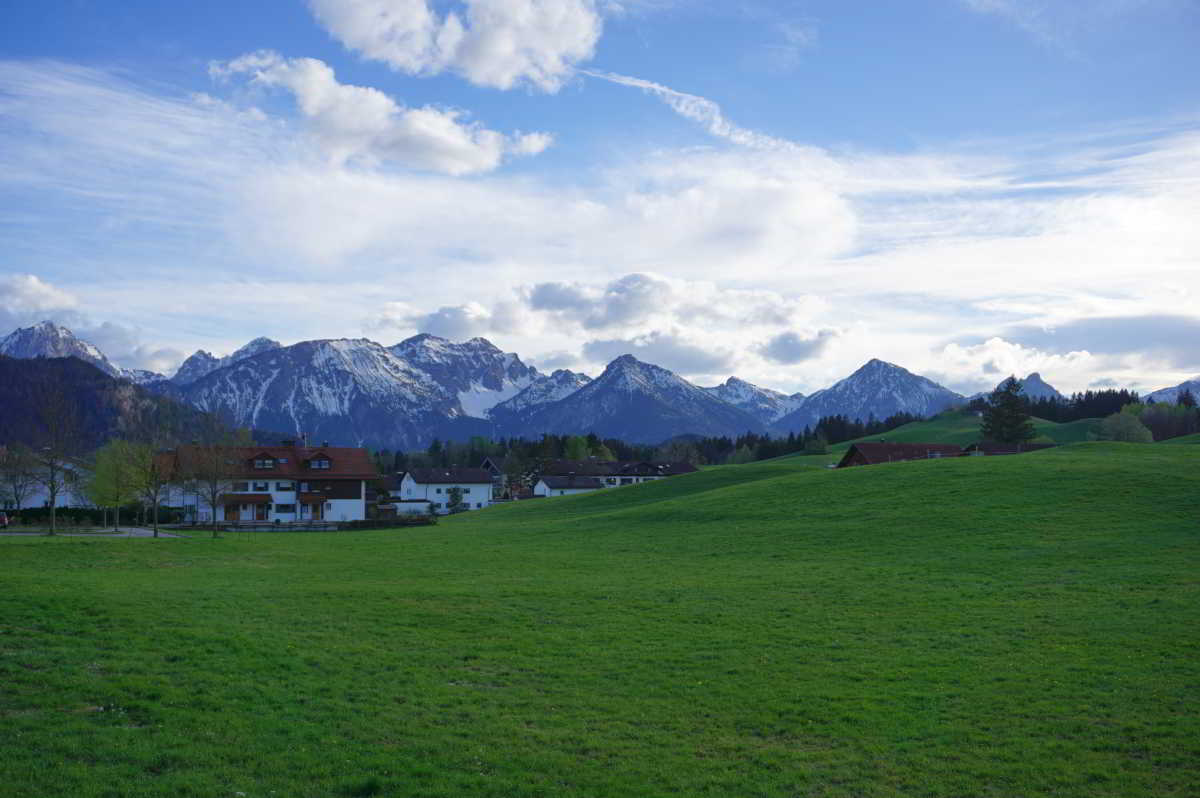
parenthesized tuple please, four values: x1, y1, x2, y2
(3, 443, 1198, 797)
(1160, 432, 1200, 444)
(830, 411, 1100, 450)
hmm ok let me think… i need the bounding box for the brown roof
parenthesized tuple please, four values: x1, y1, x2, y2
(540, 459, 699, 477)
(838, 442, 963, 467)
(403, 467, 494, 485)
(167, 445, 378, 480)
(539, 475, 605, 490)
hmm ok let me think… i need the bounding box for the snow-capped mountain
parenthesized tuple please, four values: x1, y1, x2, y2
(179, 338, 456, 450)
(0, 320, 169, 384)
(490, 369, 592, 419)
(390, 334, 540, 418)
(172, 336, 282, 385)
(517, 354, 766, 443)
(1145, 377, 1200, 404)
(775, 359, 964, 433)
(971, 372, 1065, 402)
(703, 377, 804, 424)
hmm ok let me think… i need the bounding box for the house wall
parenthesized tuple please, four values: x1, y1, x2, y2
(399, 474, 492, 514)
(166, 479, 367, 522)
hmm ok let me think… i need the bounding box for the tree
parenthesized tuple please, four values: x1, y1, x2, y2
(1178, 388, 1197, 409)
(0, 444, 37, 512)
(445, 485, 466, 513)
(564, 435, 590, 461)
(803, 434, 829, 455)
(29, 376, 83, 535)
(656, 440, 702, 466)
(981, 377, 1035, 444)
(182, 416, 252, 538)
(1098, 412, 1154, 443)
(127, 441, 171, 537)
(87, 440, 139, 531)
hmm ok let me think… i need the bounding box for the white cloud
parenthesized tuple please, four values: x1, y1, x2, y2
(212, 50, 551, 174)
(308, 0, 603, 92)
(3, 60, 1199, 396)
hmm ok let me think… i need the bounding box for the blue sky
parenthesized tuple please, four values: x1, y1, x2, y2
(1, 0, 1198, 395)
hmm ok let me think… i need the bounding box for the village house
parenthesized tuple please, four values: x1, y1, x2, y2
(534, 475, 606, 497)
(537, 459, 699, 487)
(162, 441, 377, 523)
(836, 442, 964, 468)
(396, 467, 493, 514)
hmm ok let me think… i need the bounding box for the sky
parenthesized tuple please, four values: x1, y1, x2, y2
(1, 0, 1198, 396)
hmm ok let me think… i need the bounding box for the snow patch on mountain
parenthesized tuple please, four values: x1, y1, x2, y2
(1145, 376, 1200, 404)
(172, 336, 282, 385)
(390, 333, 540, 418)
(703, 376, 804, 423)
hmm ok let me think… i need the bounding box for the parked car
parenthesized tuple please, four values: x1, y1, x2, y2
(0, 512, 9, 529)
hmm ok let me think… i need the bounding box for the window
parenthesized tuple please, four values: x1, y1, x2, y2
(299, 482, 309, 492)
(254, 458, 275, 469)
(276, 482, 295, 491)
(233, 482, 248, 492)
(310, 458, 331, 470)
(461, 488, 470, 495)
(275, 504, 296, 513)
(435, 487, 442, 494)
(476, 503, 482, 509)
(278, 457, 288, 464)
(434, 502, 443, 509)
(252, 482, 269, 492)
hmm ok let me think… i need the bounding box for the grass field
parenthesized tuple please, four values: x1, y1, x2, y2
(1160, 432, 1200, 444)
(829, 412, 1101, 452)
(2, 443, 1198, 797)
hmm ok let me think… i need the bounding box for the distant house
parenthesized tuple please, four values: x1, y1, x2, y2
(538, 459, 698, 487)
(534, 475, 605, 497)
(962, 442, 1057, 456)
(836, 442, 964, 468)
(396, 468, 493, 514)
(162, 441, 377, 523)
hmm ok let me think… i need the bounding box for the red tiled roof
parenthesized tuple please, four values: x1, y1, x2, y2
(167, 445, 378, 480)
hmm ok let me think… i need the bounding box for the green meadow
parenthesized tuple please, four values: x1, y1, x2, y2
(2, 443, 1198, 797)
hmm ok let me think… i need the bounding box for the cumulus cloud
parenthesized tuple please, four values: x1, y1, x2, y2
(758, 329, 837, 364)
(366, 298, 531, 340)
(308, 0, 603, 92)
(525, 273, 827, 333)
(582, 330, 736, 375)
(212, 50, 551, 174)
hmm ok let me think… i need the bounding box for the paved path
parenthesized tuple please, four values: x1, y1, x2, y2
(0, 526, 185, 538)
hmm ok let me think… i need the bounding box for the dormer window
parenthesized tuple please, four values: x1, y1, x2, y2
(310, 458, 330, 470)
(254, 457, 276, 470)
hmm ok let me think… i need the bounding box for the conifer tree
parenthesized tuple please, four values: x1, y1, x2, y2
(981, 377, 1036, 443)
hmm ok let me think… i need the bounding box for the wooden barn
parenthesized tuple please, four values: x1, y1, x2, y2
(836, 442, 964, 468)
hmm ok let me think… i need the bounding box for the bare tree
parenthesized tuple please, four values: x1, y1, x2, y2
(128, 442, 172, 538)
(30, 377, 83, 535)
(0, 444, 38, 514)
(181, 415, 250, 538)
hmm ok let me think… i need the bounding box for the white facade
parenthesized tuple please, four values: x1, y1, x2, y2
(166, 478, 367, 523)
(398, 473, 492, 514)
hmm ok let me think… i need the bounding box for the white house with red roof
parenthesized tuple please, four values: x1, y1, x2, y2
(163, 440, 378, 523)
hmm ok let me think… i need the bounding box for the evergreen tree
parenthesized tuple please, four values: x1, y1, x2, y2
(1177, 388, 1197, 408)
(981, 377, 1036, 443)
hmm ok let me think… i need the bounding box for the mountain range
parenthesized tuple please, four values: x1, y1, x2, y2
(2, 321, 1193, 449)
